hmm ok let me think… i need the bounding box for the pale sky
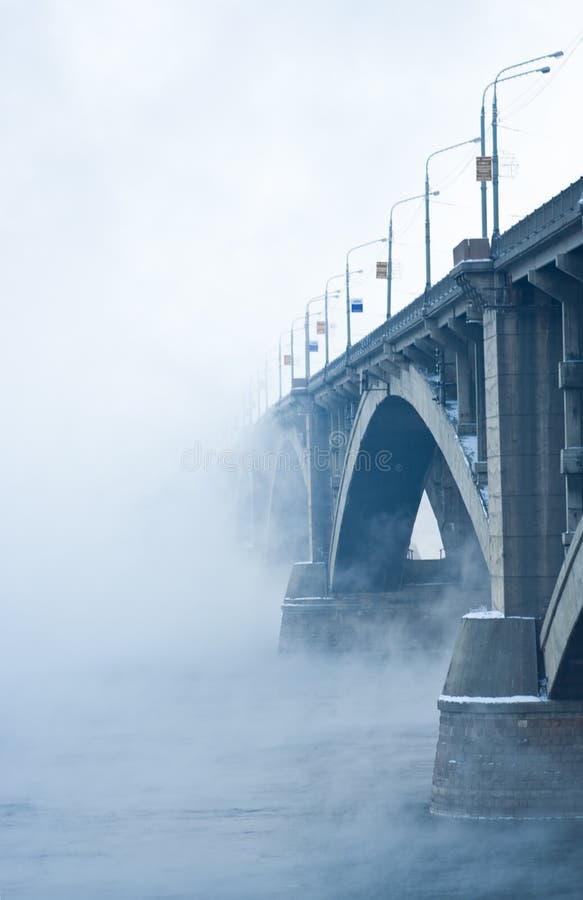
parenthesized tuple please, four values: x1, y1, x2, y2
(0, 2, 582, 642)
(1, 3, 581, 415)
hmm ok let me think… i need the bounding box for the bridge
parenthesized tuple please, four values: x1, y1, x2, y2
(242, 175, 583, 818)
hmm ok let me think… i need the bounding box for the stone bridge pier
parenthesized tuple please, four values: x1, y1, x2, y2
(245, 177, 583, 817)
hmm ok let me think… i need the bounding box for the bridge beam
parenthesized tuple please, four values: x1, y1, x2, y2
(556, 251, 583, 284)
(428, 322, 476, 435)
(414, 336, 439, 364)
(448, 318, 487, 460)
(455, 344, 476, 437)
(528, 265, 579, 306)
(365, 363, 391, 385)
(401, 344, 434, 369)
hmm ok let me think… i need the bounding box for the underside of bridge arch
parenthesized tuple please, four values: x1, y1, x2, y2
(266, 441, 309, 564)
(542, 517, 583, 699)
(423, 450, 488, 587)
(551, 616, 583, 699)
(330, 395, 487, 593)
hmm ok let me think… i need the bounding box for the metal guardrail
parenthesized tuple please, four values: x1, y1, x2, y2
(495, 176, 583, 263)
(308, 273, 460, 392)
(276, 176, 583, 407)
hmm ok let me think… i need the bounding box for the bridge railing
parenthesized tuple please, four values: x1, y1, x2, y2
(303, 273, 460, 393)
(349, 274, 459, 364)
(495, 176, 583, 263)
(274, 176, 583, 410)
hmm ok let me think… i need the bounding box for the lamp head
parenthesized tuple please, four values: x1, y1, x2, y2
(551, 50, 564, 58)
(431, 190, 440, 197)
(540, 66, 551, 73)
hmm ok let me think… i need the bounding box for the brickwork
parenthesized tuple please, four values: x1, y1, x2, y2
(279, 586, 484, 653)
(431, 699, 583, 817)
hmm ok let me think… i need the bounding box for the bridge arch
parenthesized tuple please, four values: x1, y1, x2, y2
(541, 515, 583, 699)
(264, 433, 309, 563)
(329, 364, 489, 592)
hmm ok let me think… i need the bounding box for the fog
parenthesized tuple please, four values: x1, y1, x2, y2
(2, 2, 583, 897)
(5, 632, 583, 897)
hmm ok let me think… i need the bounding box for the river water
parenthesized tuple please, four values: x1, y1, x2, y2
(3, 639, 583, 899)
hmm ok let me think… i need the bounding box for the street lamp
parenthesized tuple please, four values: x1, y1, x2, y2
(248, 376, 254, 424)
(324, 270, 362, 365)
(277, 330, 292, 401)
(345, 238, 387, 350)
(425, 137, 480, 292)
(304, 291, 341, 379)
(491, 50, 562, 242)
(256, 369, 262, 418)
(289, 315, 305, 384)
(480, 65, 552, 238)
(387, 191, 438, 319)
(264, 355, 269, 410)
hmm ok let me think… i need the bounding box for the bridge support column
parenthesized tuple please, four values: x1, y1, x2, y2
(431, 614, 583, 818)
(278, 406, 334, 652)
(279, 562, 331, 652)
(432, 694, 583, 818)
(431, 291, 568, 818)
(474, 337, 487, 464)
(529, 257, 583, 547)
(306, 405, 333, 562)
(449, 318, 486, 464)
(455, 345, 475, 436)
(428, 322, 475, 435)
(559, 292, 583, 546)
(484, 291, 563, 616)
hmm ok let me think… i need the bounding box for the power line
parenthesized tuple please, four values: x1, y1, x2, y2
(500, 29, 583, 120)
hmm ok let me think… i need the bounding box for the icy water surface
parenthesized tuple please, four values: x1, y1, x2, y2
(2, 650, 583, 899)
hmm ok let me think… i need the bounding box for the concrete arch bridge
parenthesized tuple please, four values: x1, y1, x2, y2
(244, 177, 583, 818)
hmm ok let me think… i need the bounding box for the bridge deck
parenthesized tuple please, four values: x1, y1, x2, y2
(286, 176, 583, 400)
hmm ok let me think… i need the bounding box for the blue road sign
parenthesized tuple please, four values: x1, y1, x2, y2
(351, 299, 364, 313)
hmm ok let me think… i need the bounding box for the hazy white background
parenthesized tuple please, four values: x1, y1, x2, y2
(0, 0, 581, 659)
(0, 6, 582, 897)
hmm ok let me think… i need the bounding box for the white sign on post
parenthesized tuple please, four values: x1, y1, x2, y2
(476, 156, 492, 181)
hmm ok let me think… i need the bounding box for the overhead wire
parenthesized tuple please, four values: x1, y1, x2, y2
(499, 29, 583, 121)
(275, 30, 583, 354)
(434, 148, 479, 193)
(395, 199, 425, 239)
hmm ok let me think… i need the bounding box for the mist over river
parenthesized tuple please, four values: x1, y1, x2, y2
(3, 638, 583, 899)
(2, 3, 583, 898)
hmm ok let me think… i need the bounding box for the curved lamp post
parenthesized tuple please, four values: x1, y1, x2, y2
(479, 64, 553, 238)
(491, 50, 562, 241)
(304, 291, 341, 379)
(264, 355, 269, 410)
(256, 369, 262, 418)
(277, 330, 292, 401)
(324, 270, 362, 365)
(387, 191, 438, 319)
(425, 137, 480, 292)
(289, 315, 305, 384)
(345, 238, 387, 350)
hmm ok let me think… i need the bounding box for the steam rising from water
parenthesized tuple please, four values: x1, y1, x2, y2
(2, 355, 581, 897)
(3, 623, 583, 899)
(2, 3, 583, 896)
